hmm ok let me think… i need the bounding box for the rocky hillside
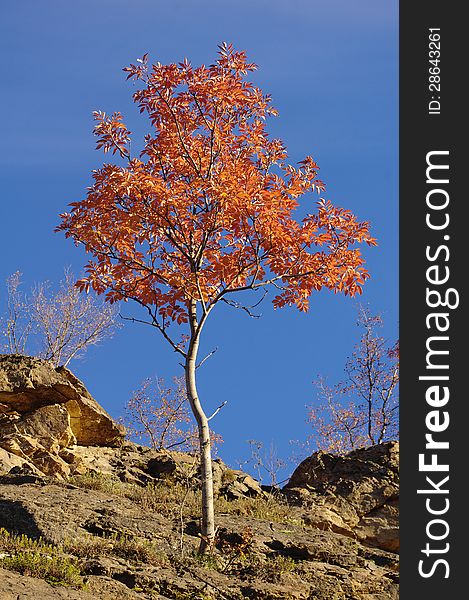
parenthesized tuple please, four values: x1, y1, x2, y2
(0, 355, 399, 599)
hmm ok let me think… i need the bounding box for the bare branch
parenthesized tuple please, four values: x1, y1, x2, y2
(308, 306, 399, 454)
(220, 297, 263, 318)
(207, 400, 227, 422)
(196, 347, 218, 370)
(119, 296, 187, 358)
(1, 269, 118, 368)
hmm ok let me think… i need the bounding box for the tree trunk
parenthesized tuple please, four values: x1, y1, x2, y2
(185, 317, 215, 553)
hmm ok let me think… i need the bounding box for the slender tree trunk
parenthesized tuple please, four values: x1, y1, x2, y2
(185, 302, 215, 553)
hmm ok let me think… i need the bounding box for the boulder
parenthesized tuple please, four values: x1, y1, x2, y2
(0, 355, 125, 447)
(0, 447, 30, 475)
(217, 466, 265, 499)
(0, 354, 125, 480)
(284, 442, 399, 553)
(146, 450, 198, 479)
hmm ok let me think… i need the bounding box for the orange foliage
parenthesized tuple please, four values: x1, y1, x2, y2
(57, 44, 376, 328)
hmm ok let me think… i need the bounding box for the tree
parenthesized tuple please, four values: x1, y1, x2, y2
(308, 306, 399, 454)
(57, 44, 376, 550)
(240, 439, 286, 488)
(1, 270, 118, 368)
(2, 271, 33, 355)
(124, 374, 223, 453)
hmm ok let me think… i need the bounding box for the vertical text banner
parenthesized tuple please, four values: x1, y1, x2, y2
(400, 3, 465, 598)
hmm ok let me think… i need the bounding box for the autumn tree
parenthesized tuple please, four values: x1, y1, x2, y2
(57, 44, 376, 551)
(308, 306, 399, 454)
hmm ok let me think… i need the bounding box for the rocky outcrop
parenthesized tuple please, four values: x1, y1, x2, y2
(0, 354, 399, 598)
(0, 355, 125, 445)
(284, 441, 399, 553)
(0, 355, 265, 499)
(61, 443, 265, 499)
(0, 481, 399, 599)
(0, 354, 125, 479)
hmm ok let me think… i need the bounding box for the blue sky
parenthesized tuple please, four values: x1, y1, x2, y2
(0, 0, 398, 478)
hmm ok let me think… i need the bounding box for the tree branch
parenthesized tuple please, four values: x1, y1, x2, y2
(196, 347, 218, 370)
(207, 400, 227, 422)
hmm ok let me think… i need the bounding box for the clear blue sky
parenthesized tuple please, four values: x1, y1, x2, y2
(0, 0, 398, 478)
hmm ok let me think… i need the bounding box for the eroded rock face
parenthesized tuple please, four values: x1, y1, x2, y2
(0, 482, 399, 599)
(0, 354, 125, 447)
(0, 355, 125, 479)
(67, 443, 266, 499)
(284, 442, 399, 553)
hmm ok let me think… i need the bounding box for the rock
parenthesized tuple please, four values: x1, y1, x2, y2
(2, 404, 76, 454)
(0, 566, 147, 599)
(0, 354, 125, 447)
(0, 462, 45, 485)
(284, 442, 399, 553)
(0, 355, 126, 479)
(146, 450, 198, 479)
(0, 406, 75, 480)
(355, 499, 399, 553)
(0, 447, 31, 476)
(143, 450, 265, 499)
(0, 567, 94, 600)
(57, 366, 125, 447)
(219, 469, 265, 499)
(0, 480, 399, 599)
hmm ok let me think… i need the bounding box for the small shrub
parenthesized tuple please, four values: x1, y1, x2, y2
(0, 552, 83, 587)
(0, 528, 44, 554)
(0, 528, 84, 588)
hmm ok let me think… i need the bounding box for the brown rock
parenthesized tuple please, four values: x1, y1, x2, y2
(57, 366, 125, 447)
(0, 355, 125, 480)
(0, 567, 145, 599)
(0, 354, 125, 447)
(355, 499, 399, 553)
(2, 404, 77, 454)
(0, 481, 399, 599)
(146, 450, 198, 479)
(0, 447, 31, 475)
(284, 442, 399, 553)
(219, 469, 265, 499)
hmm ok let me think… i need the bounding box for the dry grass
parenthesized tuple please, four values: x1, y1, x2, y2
(129, 481, 201, 516)
(216, 493, 303, 525)
(64, 532, 169, 567)
(69, 470, 302, 528)
(68, 471, 126, 495)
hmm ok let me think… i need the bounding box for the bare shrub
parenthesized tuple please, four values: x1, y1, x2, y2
(124, 375, 223, 454)
(240, 439, 286, 487)
(0, 269, 118, 367)
(307, 306, 399, 454)
(2, 271, 34, 354)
